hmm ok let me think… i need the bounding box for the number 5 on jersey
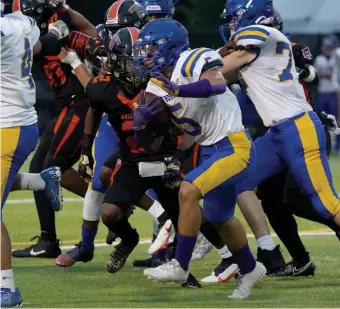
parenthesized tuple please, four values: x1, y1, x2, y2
(275, 41, 293, 82)
(21, 37, 35, 89)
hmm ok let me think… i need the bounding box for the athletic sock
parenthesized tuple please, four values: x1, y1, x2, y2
(106, 216, 139, 246)
(175, 233, 197, 271)
(230, 243, 256, 275)
(218, 245, 232, 259)
(1, 269, 15, 292)
(81, 225, 97, 252)
(257, 235, 275, 251)
(19, 173, 45, 191)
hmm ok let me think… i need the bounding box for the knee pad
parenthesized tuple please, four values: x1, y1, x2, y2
(82, 189, 105, 221)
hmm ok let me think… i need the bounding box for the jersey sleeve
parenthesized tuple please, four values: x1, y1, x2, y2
(292, 42, 313, 69)
(231, 25, 270, 49)
(85, 75, 122, 112)
(145, 79, 169, 99)
(180, 48, 223, 80)
(30, 20, 40, 46)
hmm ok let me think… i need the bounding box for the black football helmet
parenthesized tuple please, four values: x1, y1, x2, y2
(103, 0, 148, 48)
(12, 0, 53, 34)
(271, 9, 283, 32)
(107, 27, 145, 94)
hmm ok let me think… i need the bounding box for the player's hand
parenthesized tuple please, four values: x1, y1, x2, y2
(78, 154, 94, 183)
(218, 40, 237, 58)
(132, 93, 164, 131)
(321, 112, 340, 135)
(48, 20, 69, 40)
(47, 0, 68, 10)
(162, 158, 182, 189)
(59, 47, 82, 69)
(150, 73, 180, 97)
(86, 38, 107, 58)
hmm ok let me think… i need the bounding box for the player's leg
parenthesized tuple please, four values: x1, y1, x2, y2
(101, 162, 144, 273)
(1, 124, 39, 307)
(278, 112, 340, 225)
(237, 130, 286, 275)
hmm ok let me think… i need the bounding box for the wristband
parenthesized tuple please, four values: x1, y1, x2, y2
(70, 58, 82, 70)
(178, 79, 226, 98)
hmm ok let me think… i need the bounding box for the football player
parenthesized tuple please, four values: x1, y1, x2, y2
(219, 0, 340, 241)
(133, 18, 266, 299)
(137, 0, 176, 20)
(11, 0, 106, 259)
(0, 1, 66, 305)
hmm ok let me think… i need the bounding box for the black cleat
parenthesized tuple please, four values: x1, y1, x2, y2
(257, 245, 286, 277)
(181, 273, 202, 288)
(106, 230, 117, 245)
(285, 260, 316, 277)
(133, 256, 164, 268)
(12, 235, 61, 258)
(107, 231, 139, 274)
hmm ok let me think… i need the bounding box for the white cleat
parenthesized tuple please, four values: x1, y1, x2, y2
(201, 263, 239, 283)
(148, 219, 173, 255)
(191, 233, 213, 260)
(228, 261, 266, 300)
(143, 259, 189, 283)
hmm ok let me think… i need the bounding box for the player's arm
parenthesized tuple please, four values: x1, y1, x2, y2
(221, 50, 256, 77)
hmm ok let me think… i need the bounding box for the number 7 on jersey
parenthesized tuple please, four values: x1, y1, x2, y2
(275, 41, 293, 82)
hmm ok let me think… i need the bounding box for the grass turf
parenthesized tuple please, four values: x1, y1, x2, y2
(2, 157, 340, 307)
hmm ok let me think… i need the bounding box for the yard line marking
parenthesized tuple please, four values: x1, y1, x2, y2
(6, 197, 84, 204)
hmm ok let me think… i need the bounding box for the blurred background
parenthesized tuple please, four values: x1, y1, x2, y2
(3, 0, 340, 154)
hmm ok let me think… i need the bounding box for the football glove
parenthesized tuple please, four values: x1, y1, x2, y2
(59, 48, 82, 69)
(150, 73, 180, 97)
(48, 20, 69, 40)
(47, 0, 69, 10)
(163, 158, 182, 190)
(321, 112, 340, 135)
(78, 133, 95, 183)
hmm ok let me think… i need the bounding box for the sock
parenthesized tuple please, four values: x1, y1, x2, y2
(257, 235, 275, 251)
(230, 243, 256, 275)
(106, 216, 139, 246)
(81, 225, 97, 251)
(1, 269, 15, 292)
(175, 233, 197, 271)
(148, 200, 165, 219)
(19, 173, 45, 191)
(82, 189, 104, 221)
(218, 245, 232, 259)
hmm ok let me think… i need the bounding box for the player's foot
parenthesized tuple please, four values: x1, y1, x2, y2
(148, 219, 172, 255)
(12, 234, 61, 258)
(228, 261, 266, 300)
(201, 257, 239, 283)
(40, 166, 63, 211)
(144, 259, 189, 283)
(285, 260, 316, 277)
(106, 230, 117, 245)
(191, 232, 213, 260)
(133, 249, 166, 268)
(107, 232, 139, 274)
(1, 288, 23, 307)
(181, 273, 202, 288)
(165, 239, 176, 261)
(257, 245, 286, 276)
(55, 242, 94, 267)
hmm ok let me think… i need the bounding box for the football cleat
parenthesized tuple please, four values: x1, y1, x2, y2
(107, 232, 139, 274)
(201, 257, 239, 283)
(191, 232, 213, 260)
(148, 219, 173, 255)
(228, 261, 266, 300)
(133, 249, 166, 268)
(106, 230, 117, 245)
(1, 288, 23, 307)
(181, 273, 202, 288)
(144, 259, 189, 283)
(257, 245, 286, 277)
(12, 234, 61, 258)
(40, 166, 63, 212)
(55, 242, 94, 267)
(285, 260, 316, 277)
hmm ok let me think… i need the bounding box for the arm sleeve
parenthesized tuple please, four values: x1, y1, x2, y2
(67, 31, 91, 58)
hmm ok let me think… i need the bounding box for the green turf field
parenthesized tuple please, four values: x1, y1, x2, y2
(3, 157, 340, 308)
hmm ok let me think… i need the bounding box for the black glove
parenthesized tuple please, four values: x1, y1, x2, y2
(78, 133, 95, 183)
(162, 152, 184, 190)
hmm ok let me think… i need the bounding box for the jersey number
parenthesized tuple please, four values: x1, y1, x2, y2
(170, 102, 202, 136)
(21, 38, 35, 89)
(275, 41, 293, 82)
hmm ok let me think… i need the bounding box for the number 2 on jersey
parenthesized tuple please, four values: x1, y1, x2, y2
(275, 41, 293, 82)
(21, 37, 35, 89)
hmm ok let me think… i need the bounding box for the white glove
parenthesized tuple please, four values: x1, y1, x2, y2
(48, 20, 69, 40)
(321, 112, 340, 135)
(47, 0, 69, 10)
(60, 50, 82, 70)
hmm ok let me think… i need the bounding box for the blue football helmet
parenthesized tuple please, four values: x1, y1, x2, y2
(133, 18, 189, 78)
(322, 34, 339, 56)
(138, 0, 176, 18)
(219, 0, 274, 43)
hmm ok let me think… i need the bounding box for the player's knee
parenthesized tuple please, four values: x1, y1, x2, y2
(101, 203, 123, 226)
(99, 167, 113, 187)
(179, 181, 201, 204)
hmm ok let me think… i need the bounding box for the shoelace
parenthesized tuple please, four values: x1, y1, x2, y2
(158, 259, 178, 272)
(232, 275, 246, 296)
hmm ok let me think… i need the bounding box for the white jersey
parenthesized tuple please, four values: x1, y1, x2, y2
(332, 48, 340, 91)
(231, 25, 312, 127)
(0, 12, 40, 128)
(314, 54, 338, 93)
(146, 48, 244, 146)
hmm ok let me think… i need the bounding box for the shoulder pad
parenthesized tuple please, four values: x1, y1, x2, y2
(180, 48, 222, 79)
(231, 26, 270, 49)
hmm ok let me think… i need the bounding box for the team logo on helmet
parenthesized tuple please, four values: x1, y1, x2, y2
(128, 4, 146, 18)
